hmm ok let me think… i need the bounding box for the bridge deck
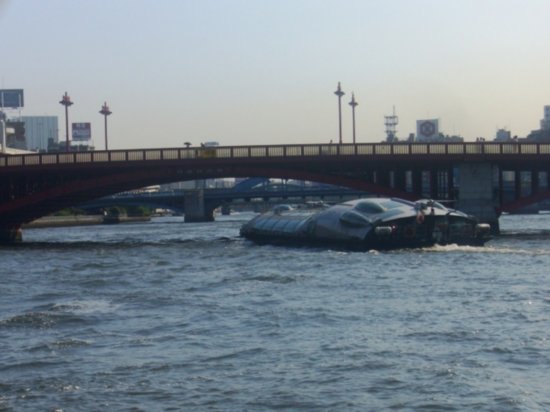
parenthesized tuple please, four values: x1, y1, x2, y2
(1, 142, 549, 168)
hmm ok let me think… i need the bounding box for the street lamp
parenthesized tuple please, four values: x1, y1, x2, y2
(334, 82, 345, 144)
(99, 102, 112, 150)
(59, 92, 73, 152)
(349, 93, 358, 144)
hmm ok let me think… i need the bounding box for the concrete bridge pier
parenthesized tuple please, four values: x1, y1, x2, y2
(455, 162, 500, 233)
(184, 189, 215, 222)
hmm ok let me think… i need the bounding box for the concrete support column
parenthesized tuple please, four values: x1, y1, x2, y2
(412, 170, 422, 197)
(395, 170, 406, 192)
(377, 170, 390, 188)
(456, 162, 499, 233)
(430, 170, 438, 199)
(514, 170, 521, 200)
(447, 168, 455, 200)
(498, 168, 504, 207)
(531, 170, 539, 196)
(184, 189, 214, 222)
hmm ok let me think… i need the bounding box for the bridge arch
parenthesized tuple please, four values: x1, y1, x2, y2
(0, 150, 420, 238)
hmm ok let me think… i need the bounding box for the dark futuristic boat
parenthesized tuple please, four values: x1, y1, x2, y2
(240, 198, 491, 250)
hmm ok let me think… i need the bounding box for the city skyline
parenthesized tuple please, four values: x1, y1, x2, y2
(1, 0, 549, 149)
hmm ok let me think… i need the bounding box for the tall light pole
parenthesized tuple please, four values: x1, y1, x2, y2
(334, 82, 345, 144)
(59, 92, 73, 152)
(99, 102, 112, 150)
(349, 93, 358, 144)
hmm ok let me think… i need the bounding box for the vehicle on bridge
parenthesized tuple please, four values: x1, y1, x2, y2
(240, 198, 491, 250)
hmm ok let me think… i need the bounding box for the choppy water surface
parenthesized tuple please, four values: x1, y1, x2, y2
(1, 213, 549, 411)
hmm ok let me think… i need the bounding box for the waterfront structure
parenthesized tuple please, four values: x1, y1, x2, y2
(21, 116, 58, 151)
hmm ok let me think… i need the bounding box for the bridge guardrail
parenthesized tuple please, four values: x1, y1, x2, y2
(1, 142, 550, 168)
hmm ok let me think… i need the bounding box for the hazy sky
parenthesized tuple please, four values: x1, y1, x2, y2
(1, 0, 549, 149)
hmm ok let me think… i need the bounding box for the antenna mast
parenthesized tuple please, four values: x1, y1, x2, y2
(384, 106, 398, 143)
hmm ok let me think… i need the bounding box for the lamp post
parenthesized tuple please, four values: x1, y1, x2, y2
(99, 102, 112, 150)
(349, 93, 358, 144)
(334, 82, 345, 144)
(59, 92, 73, 152)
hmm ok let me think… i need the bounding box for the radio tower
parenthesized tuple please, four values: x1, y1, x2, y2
(384, 106, 398, 143)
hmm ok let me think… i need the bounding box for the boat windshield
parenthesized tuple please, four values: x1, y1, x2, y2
(353, 200, 386, 214)
(353, 198, 411, 214)
(415, 199, 448, 211)
(379, 199, 410, 210)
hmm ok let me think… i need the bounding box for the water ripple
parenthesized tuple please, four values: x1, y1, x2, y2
(1, 215, 549, 411)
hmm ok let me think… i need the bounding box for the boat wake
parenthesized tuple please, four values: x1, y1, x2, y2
(419, 243, 550, 255)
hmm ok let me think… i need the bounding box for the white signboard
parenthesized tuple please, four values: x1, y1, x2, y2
(416, 119, 439, 141)
(72, 122, 91, 141)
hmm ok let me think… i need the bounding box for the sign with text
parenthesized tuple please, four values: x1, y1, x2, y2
(72, 122, 91, 140)
(0, 89, 24, 108)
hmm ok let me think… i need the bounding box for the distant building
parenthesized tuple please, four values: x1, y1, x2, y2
(5, 120, 26, 150)
(526, 105, 550, 142)
(526, 129, 550, 142)
(541, 105, 550, 130)
(47, 137, 94, 152)
(495, 128, 512, 142)
(441, 134, 464, 142)
(22, 116, 59, 151)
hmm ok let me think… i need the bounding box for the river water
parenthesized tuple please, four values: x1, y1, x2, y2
(1, 213, 549, 411)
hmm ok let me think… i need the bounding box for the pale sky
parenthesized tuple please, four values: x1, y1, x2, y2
(1, 0, 549, 149)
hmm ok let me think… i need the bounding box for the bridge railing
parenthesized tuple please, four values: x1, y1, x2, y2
(2, 142, 550, 168)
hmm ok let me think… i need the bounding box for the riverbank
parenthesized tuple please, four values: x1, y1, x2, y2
(23, 215, 150, 229)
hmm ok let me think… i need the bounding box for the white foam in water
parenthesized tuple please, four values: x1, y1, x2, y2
(423, 243, 550, 255)
(52, 299, 120, 315)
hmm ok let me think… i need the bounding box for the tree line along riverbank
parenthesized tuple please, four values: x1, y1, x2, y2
(23, 206, 152, 229)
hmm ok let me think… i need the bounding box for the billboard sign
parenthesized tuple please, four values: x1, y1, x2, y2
(416, 119, 439, 141)
(0, 89, 24, 108)
(72, 122, 91, 140)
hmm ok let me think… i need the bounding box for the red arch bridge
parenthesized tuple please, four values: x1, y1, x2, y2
(1, 141, 550, 241)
